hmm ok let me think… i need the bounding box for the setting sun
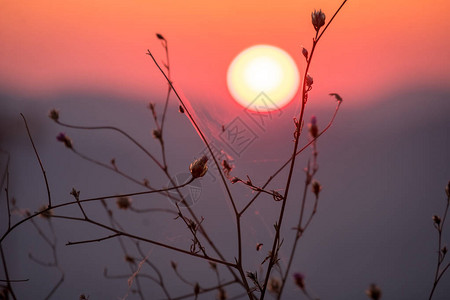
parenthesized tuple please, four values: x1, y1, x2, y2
(227, 45, 300, 112)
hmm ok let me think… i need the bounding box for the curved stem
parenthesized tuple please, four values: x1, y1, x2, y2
(0, 178, 194, 244)
(55, 121, 164, 170)
(21, 114, 52, 207)
(260, 2, 348, 296)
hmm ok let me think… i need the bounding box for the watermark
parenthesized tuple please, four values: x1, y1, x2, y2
(198, 92, 285, 183)
(219, 116, 258, 157)
(244, 92, 283, 131)
(166, 173, 202, 208)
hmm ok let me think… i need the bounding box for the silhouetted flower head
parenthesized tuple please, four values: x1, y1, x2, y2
(365, 283, 382, 300)
(152, 129, 162, 140)
(293, 272, 305, 289)
(56, 132, 72, 149)
(311, 9, 326, 32)
(48, 109, 59, 121)
(116, 196, 131, 210)
(38, 205, 53, 219)
(432, 215, 441, 226)
(189, 155, 208, 179)
(230, 177, 240, 184)
(308, 116, 318, 138)
(171, 260, 178, 270)
(312, 180, 322, 198)
(306, 74, 314, 88)
(302, 47, 309, 60)
(124, 255, 134, 263)
(268, 277, 281, 294)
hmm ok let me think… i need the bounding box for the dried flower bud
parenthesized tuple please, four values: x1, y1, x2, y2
(442, 246, 448, 256)
(116, 196, 131, 210)
(179, 105, 185, 113)
(70, 188, 80, 200)
(365, 283, 382, 300)
(217, 287, 227, 300)
(301, 47, 308, 61)
(311, 9, 326, 32)
(268, 277, 281, 294)
(48, 109, 59, 121)
(209, 261, 217, 270)
(256, 243, 263, 251)
(152, 129, 162, 140)
(446, 181, 450, 198)
(124, 255, 134, 263)
(230, 177, 240, 184)
(156, 33, 165, 41)
(272, 191, 283, 202)
(306, 74, 314, 88)
(222, 159, 233, 177)
(312, 180, 322, 198)
(329, 93, 343, 102)
(293, 272, 305, 290)
(171, 260, 177, 270)
(79, 294, 89, 300)
(143, 178, 149, 187)
(189, 155, 208, 179)
(308, 116, 319, 139)
(38, 205, 53, 219)
(194, 283, 200, 295)
(56, 132, 73, 149)
(432, 215, 441, 226)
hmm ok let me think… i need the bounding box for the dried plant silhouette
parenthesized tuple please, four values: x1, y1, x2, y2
(1, 1, 448, 299)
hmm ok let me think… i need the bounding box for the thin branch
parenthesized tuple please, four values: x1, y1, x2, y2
(0, 178, 194, 244)
(5, 169, 11, 230)
(20, 113, 52, 207)
(129, 206, 177, 215)
(66, 233, 121, 246)
(71, 147, 182, 203)
(316, 0, 348, 43)
(136, 242, 173, 299)
(62, 216, 235, 268)
(278, 160, 319, 298)
(55, 120, 164, 171)
(0, 244, 17, 300)
(147, 49, 253, 298)
(0, 279, 28, 283)
(43, 273, 64, 300)
(429, 193, 450, 299)
(0, 150, 9, 192)
(260, 2, 347, 297)
(145, 50, 237, 214)
(241, 101, 341, 215)
(172, 280, 237, 300)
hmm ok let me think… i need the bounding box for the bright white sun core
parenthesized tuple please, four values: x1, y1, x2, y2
(227, 45, 300, 112)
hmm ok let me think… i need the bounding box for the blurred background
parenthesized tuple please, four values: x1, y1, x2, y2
(1, 0, 449, 299)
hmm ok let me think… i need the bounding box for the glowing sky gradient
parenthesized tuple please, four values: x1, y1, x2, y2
(1, 2, 450, 299)
(1, 0, 450, 107)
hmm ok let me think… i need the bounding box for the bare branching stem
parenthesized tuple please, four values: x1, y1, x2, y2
(260, 2, 347, 297)
(21, 113, 52, 207)
(146, 49, 254, 297)
(429, 193, 450, 299)
(0, 244, 17, 300)
(0, 179, 194, 244)
(55, 121, 165, 171)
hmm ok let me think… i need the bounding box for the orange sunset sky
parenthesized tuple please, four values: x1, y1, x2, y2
(1, 2, 450, 299)
(1, 0, 450, 109)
